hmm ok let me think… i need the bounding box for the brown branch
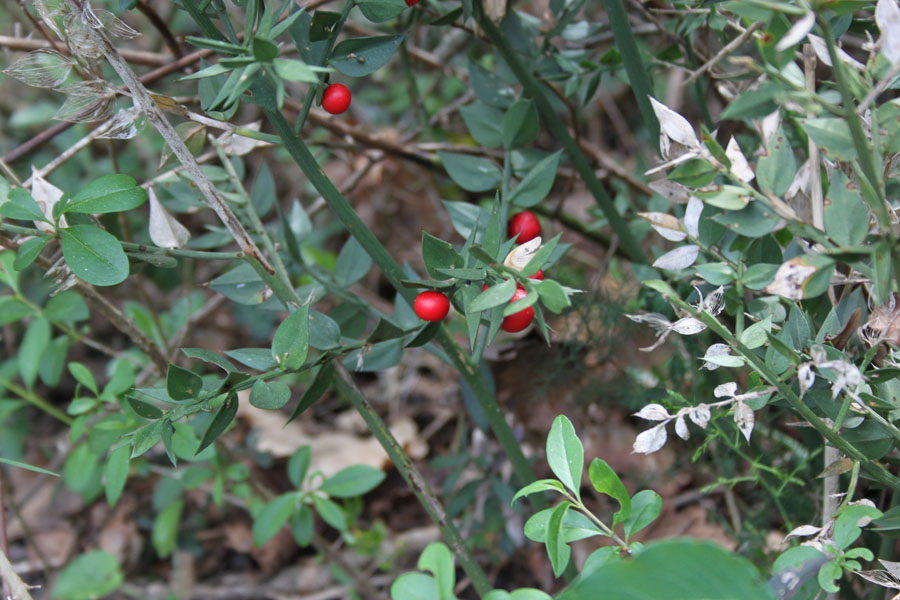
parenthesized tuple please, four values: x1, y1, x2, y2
(136, 0, 183, 59)
(0, 35, 172, 66)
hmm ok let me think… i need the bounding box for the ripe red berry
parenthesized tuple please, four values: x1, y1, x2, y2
(530, 269, 544, 281)
(501, 286, 535, 333)
(414, 291, 450, 322)
(321, 83, 351, 115)
(405, 0, 419, 6)
(508, 211, 541, 243)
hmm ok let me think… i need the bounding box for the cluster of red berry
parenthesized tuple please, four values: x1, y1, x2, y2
(413, 211, 542, 332)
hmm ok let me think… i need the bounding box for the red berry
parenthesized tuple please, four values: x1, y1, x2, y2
(405, 0, 419, 6)
(508, 211, 541, 243)
(530, 269, 544, 281)
(322, 83, 351, 115)
(414, 291, 450, 322)
(501, 286, 535, 333)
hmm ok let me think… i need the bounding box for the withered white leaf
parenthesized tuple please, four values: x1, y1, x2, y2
(775, 11, 815, 51)
(689, 403, 710, 429)
(760, 110, 780, 147)
(648, 179, 690, 204)
(807, 34, 867, 71)
(632, 424, 668, 454)
(97, 106, 146, 140)
(81, 6, 140, 39)
(699, 285, 725, 316)
(684, 196, 703, 239)
(714, 382, 738, 398)
(32, 0, 64, 38)
(725, 137, 754, 183)
(880, 559, 900, 581)
(702, 343, 735, 370)
(734, 401, 754, 443)
(217, 121, 270, 156)
(63, 12, 103, 61)
(633, 403, 670, 421)
(649, 96, 700, 149)
(504, 236, 542, 270)
(798, 362, 815, 397)
(148, 188, 190, 249)
(3, 48, 73, 89)
(876, 0, 900, 64)
(653, 244, 699, 270)
(675, 415, 689, 440)
(765, 258, 818, 300)
(30, 168, 66, 233)
(54, 81, 116, 122)
(669, 316, 706, 335)
(855, 569, 900, 590)
(782, 524, 823, 543)
(639, 212, 686, 242)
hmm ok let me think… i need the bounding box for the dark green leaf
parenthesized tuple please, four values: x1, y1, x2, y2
(508, 151, 561, 207)
(104, 444, 130, 507)
(272, 304, 310, 370)
(52, 550, 123, 600)
(313, 495, 346, 531)
(131, 420, 163, 458)
(588, 458, 631, 525)
(64, 174, 147, 214)
(249, 380, 292, 409)
(330, 35, 404, 77)
(623, 489, 662, 540)
(502, 98, 539, 149)
(459, 102, 504, 148)
(288, 446, 312, 487)
(287, 362, 333, 423)
(182, 348, 242, 373)
(546, 502, 571, 577)
(60, 225, 129, 286)
(320, 465, 386, 497)
(166, 364, 203, 400)
(20, 318, 50, 389)
(335, 236, 372, 286)
(251, 36, 279, 61)
(13, 235, 50, 270)
(439, 152, 502, 192)
(536, 279, 570, 313)
(127, 396, 163, 419)
(197, 393, 238, 454)
(0, 188, 48, 222)
(357, 0, 408, 22)
(253, 493, 297, 546)
(422, 232, 462, 280)
(225, 347, 277, 371)
(469, 278, 516, 312)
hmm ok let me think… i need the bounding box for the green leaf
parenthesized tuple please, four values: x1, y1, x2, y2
(166, 364, 203, 400)
(68, 361, 98, 395)
(273, 58, 320, 82)
(60, 225, 129, 286)
(536, 279, 570, 313)
(253, 492, 297, 546)
(197, 393, 238, 454)
(287, 362, 334, 423)
(272, 303, 310, 369)
(668, 159, 717, 188)
(210, 262, 267, 305)
(756, 127, 796, 197)
(558, 539, 775, 600)
(721, 81, 781, 120)
(357, 0, 408, 22)
(443, 200, 488, 240)
(250, 161, 275, 217)
(288, 445, 312, 487)
(508, 151, 562, 207)
(308, 10, 340, 42)
(391, 573, 439, 600)
(0, 296, 32, 325)
(252, 36, 279, 62)
(695, 185, 750, 211)
(740, 317, 773, 350)
(468, 59, 515, 108)
(152, 499, 183, 558)
(800, 118, 858, 161)
(623, 489, 662, 540)
(335, 236, 372, 286)
(308, 310, 342, 350)
(64, 174, 147, 214)
(181, 348, 241, 373)
(422, 232, 462, 280)
(459, 102, 504, 148)
(502, 98, 539, 149)
(511, 479, 566, 504)
(417, 542, 456, 600)
(20, 317, 50, 389)
(546, 501, 572, 577)
(0, 188, 48, 222)
(319, 465, 386, 498)
(313, 495, 346, 531)
(290, 503, 314, 546)
(588, 458, 631, 526)
(469, 278, 516, 312)
(711, 201, 779, 238)
(44, 291, 89, 325)
(546, 415, 584, 500)
(249, 380, 292, 409)
(127, 396, 163, 419)
(330, 34, 404, 77)
(13, 235, 50, 270)
(131, 420, 163, 458)
(225, 347, 277, 371)
(439, 152, 502, 192)
(104, 445, 130, 507)
(824, 170, 868, 246)
(52, 550, 123, 600)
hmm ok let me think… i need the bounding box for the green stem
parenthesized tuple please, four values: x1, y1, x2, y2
(263, 108, 544, 507)
(473, 4, 647, 265)
(0, 377, 72, 425)
(334, 364, 492, 598)
(120, 241, 244, 261)
(600, 0, 660, 144)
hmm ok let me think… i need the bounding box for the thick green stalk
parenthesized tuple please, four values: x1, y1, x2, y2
(601, 0, 660, 144)
(333, 364, 492, 598)
(263, 109, 544, 505)
(474, 7, 647, 265)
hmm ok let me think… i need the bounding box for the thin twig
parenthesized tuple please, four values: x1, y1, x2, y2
(683, 22, 762, 85)
(136, 0, 182, 59)
(857, 58, 900, 115)
(0, 35, 171, 65)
